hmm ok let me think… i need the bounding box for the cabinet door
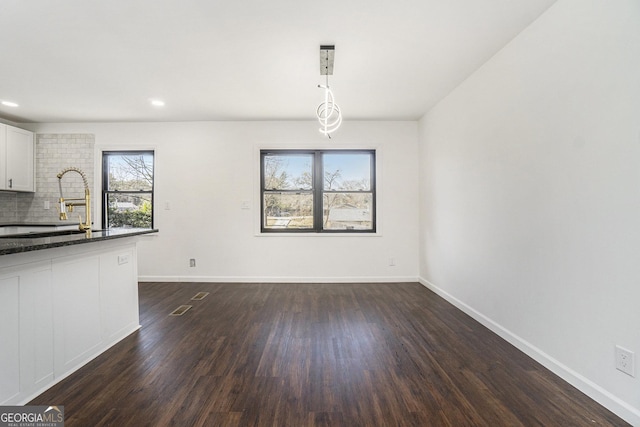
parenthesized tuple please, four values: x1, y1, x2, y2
(0, 276, 20, 404)
(0, 124, 6, 190)
(20, 266, 54, 394)
(6, 126, 34, 192)
(52, 255, 102, 377)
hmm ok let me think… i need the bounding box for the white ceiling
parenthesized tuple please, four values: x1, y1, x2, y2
(0, 0, 557, 123)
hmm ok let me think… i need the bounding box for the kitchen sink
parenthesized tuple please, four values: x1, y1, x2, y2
(0, 229, 90, 239)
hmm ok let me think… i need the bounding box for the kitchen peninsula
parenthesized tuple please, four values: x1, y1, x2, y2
(0, 227, 157, 405)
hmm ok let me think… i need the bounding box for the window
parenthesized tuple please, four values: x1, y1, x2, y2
(261, 149, 376, 233)
(102, 151, 154, 229)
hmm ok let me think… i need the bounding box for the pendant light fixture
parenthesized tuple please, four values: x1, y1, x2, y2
(317, 45, 342, 138)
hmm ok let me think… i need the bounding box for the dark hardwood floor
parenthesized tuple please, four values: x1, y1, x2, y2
(30, 282, 628, 426)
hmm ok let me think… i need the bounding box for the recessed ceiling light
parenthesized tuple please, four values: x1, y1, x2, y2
(149, 99, 165, 107)
(1, 101, 19, 107)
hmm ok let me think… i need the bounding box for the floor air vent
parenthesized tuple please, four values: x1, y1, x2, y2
(191, 292, 209, 301)
(169, 305, 192, 316)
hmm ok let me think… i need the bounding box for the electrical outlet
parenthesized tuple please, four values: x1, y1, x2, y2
(189, 258, 196, 268)
(389, 258, 396, 266)
(615, 345, 635, 377)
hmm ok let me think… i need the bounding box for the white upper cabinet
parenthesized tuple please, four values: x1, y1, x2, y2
(0, 124, 35, 192)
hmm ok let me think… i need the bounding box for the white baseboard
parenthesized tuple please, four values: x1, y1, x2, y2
(418, 277, 640, 426)
(138, 275, 419, 283)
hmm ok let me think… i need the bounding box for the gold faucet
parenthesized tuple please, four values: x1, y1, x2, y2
(57, 167, 91, 231)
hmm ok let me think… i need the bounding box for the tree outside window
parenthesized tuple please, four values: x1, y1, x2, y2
(261, 150, 375, 233)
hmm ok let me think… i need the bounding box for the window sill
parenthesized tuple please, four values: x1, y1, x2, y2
(256, 231, 381, 237)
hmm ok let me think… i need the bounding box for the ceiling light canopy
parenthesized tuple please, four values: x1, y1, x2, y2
(317, 45, 342, 139)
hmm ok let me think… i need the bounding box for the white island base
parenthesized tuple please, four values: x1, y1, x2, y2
(0, 238, 141, 405)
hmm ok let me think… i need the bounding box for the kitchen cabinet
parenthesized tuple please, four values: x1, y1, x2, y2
(19, 263, 54, 396)
(0, 261, 54, 404)
(0, 239, 142, 405)
(0, 261, 53, 404)
(0, 123, 35, 192)
(52, 255, 102, 376)
(0, 275, 20, 404)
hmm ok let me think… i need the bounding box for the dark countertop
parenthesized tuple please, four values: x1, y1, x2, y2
(0, 228, 158, 256)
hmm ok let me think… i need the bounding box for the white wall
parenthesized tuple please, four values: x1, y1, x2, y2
(419, 0, 640, 423)
(29, 121, 419, 283)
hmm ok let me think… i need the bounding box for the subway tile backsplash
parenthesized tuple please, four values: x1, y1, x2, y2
(0, 133, 95, 224)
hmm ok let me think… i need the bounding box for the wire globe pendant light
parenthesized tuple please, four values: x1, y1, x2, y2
(317, 45, 342, 138)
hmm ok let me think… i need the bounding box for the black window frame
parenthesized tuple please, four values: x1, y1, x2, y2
(101, 150, 155, 230)
(260, 149, 376, 233)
